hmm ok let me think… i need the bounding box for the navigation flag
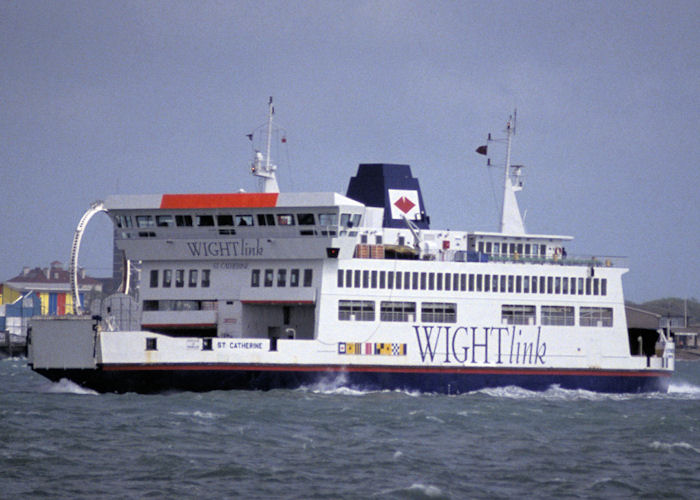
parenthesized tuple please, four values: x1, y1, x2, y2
(476, 145, 488, 155)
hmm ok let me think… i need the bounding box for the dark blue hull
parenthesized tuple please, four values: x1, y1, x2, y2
(33, 364, 671, 394)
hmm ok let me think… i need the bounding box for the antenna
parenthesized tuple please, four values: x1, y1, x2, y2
(475, 111, 526, 235)
(249, 97, 280, 193)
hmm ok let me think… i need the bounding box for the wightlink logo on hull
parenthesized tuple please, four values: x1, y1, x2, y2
(414, 325, 546, 366)
(186, 239, 264, 258)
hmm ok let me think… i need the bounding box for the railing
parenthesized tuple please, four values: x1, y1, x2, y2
(353, 244, 628, 268)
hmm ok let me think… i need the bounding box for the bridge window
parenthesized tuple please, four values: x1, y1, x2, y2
(217, 214, 234, 226)
(277, 214, 295, 226)
(156, 215, 174, 227)
(257, 214, 275, 226)
(297, 213, 315, 225)
(235, 215, 254, 226)
(196, 215, 215, 226)
(264, 269, 274, 287)
(290, 269, 300, 287)
(277, 269, 287, 287)
(176, 215, 193, 227)
(150, 270, 159, 287)
(319, 213, 338, 226)
(136, 215, 154, 228)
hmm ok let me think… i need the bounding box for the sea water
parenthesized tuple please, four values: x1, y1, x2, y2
(1, 359, 699, 499)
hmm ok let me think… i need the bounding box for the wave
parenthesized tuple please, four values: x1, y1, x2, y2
(649, 441, 700, 455)
(667, 381, 700, 394)
(43, 378, 98, 395)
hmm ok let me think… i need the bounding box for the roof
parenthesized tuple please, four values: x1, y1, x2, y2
(103, 192, 363, 211)
(6, 264, 101, 288)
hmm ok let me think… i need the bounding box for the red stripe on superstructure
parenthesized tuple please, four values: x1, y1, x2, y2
(101, 363, 672, 378)
(160, 193, 279, 209)
(241, 300, 315, 305)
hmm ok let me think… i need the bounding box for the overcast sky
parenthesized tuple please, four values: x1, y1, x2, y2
(1, 0, 698, 303)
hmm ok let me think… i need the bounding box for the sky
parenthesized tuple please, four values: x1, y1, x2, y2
(1, 0, 698, 303)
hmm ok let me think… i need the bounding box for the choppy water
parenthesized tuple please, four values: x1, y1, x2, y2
(1, 359, 699, 499)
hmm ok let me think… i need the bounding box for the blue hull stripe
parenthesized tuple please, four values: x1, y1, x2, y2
(35, 364, 671, 394)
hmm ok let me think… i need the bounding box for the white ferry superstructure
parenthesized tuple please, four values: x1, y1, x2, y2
(28, 105, 675, 393)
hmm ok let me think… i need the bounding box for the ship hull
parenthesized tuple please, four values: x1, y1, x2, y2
(34, 364, 672, 395)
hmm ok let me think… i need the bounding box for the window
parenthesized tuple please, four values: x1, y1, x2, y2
(421, 272, 427, 290)
(150, 270, 159, 288)
(580, 307, 613, 327)
(136, 215, 154, 228)
(371, 270, 378, 288)
(176, 215, 193, 227)
(345, 269, 353, 287)
(277, 214, 295, 225)
(201, 269, 210, 288)
(379, 271, 386, 288)
(163, 269, 172, 288)
(290, 269, 300, 287)
(380, 301, 416, 322)
(337, 269, 344, 287)
(601, 279, 607, 296)
(189, 270, 198, 287)
(395, 271, 402, 289)
(428, 272, 435, 290)
(555, 277, 561, 294)
(277, 269, 287, 287)
(143, 300, 158, 311)
(531, 276, 538, 293)
(319, 213, 338, 226)
(353, 270, 360, 288)
(156, 215, 174, 227)
(264, 269, 274, 287)
(412, 272, 419, 290)
(542, 306, 575, 326)
(217, 214, 234, 226)
(257, 214, 275, 226)
(363, 270, 369, 288)
(339, 300, 375, 321)
(297, 213, 315, 225)
(175, 269, 185, 288)
(502, 304, 536, 325)
(303, 269, 313, 287)
(422, 302, 457, 323)
(196, 215, 215, 226)
(235, 215, 254, 226)
(251, 269, 260, 287)
(547, 277, 553, 294)
(146, 338, 157, 351)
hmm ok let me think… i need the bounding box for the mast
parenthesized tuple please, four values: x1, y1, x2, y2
(499, 111, 526, 234)
(250, 96, 280, 193)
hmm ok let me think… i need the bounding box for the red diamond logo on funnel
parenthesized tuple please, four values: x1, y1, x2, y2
(394, 196, 415, 214)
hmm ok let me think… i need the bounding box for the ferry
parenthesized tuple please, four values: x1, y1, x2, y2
(28, 101, 675, 393)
